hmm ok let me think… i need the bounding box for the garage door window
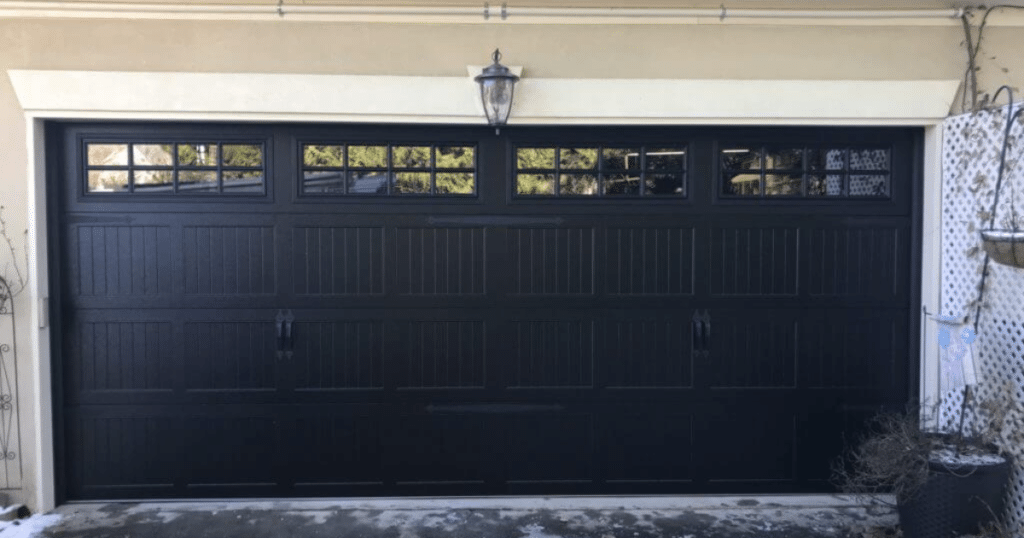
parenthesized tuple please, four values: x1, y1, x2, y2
(301, 144, 476, 196)
(85, 142, 265, 195)
(721, 146, 890, 198)
(515, 146, 687, 197)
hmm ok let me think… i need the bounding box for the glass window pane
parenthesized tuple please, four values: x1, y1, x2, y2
(223, 171, 265, 193)
(87, 170, 128, 192)
(435, 172, 475, 195)
(392, 172, 431, 194)
(559, 174, 598, 195)
(644, 174, 685, 196)
(722, 147, 760, 170)
(807, 175, 844, 197)
(765, 172, 803, 196)
(132, 144, 173, 166)
(723, 173, 761, 196)
(177, 170, 218, 193)
(808, 149, 846, 171)
(765, 148, 803, 170)
(132, 170, 174, 192)
(517, 148, 555, 170)
(178, 144, 218, 167)
(560, 148, 598, 170)
(436, 146, 475, 168)
(517, 174, 555, 195)
(222, 145, 263, 168)
(604, 174, 641, 195)
(602, 148, 641, 170)
(348, 145, 388, 168)
(87, 144, 128, 166)
(347, 172, 388, 194)
(849, 175, 889, 197)
(303, 170, 346, 194)
(304, 145, 345, 168)
(392, 146, 431, 168)
(850, 149, 890, 170)
(646, 149, 686, 172)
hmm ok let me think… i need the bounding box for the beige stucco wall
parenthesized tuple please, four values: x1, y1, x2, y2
(1, 10, 1023, 511)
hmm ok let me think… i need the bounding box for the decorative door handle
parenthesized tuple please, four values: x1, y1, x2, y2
(692, 310, 704, 352)
(701, 310, 711, 351)
(283, 310, 295, 359)
(275, 309, 286, 359)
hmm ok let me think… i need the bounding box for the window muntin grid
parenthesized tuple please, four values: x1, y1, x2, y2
(720, 146, 891, 198)
(301, 144, 476, 196)
(514, 146, 687, 198)
(85, 142, 265, 195)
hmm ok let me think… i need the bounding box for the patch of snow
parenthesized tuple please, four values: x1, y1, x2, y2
(929, 447, 1008, 466)
(0, 514, 62, 538)
(518, 522, 562, 538)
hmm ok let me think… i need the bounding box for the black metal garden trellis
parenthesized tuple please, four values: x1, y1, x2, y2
(0, 276, 21, 490)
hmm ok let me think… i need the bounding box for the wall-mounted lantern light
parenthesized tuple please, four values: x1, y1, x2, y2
(474, 49, 519, 133)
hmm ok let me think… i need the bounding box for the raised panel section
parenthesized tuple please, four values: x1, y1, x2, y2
(604, 318, 692, 388)
(184, 226, 275, 295)
(504, 414, 592, 482)
(184, 322, 275, 390)
(604, 412, 693, 482)
(806, 227, 901, 298)
(73, 226, 172, 296)
(397, 228, 485, 295)
(509, 320, 594, 388)
(186, 416, 277, 486)
(389, 414, 491, 484)
(708, 227, 799, 296)
(291, 413, 384, 486)
(508, 228, 594, 295)
(72, 416, 178, 488)
(293, 227, 384, 296)
(705, 412, 795, 481)
(607, 228, 695, 295)
(395, 321, 485, 389)
(709, 312, 797, 388)
(294, 321, 383, 390)
(73, 321, 174, 392)
(801, 312, 907, 389)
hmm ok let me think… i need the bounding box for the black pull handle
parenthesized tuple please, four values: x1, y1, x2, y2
(701, 310, 711, 352)
(691, 310, 703, 352)
(275, 310, 286, 358)
(283, 310, 295, 354)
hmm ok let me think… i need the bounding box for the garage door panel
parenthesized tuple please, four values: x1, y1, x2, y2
(289, 412, 386, 487)
(292, 319, 384, 390)
(183, 320, 278, 392)
(506, 318, 595, 388)
(68, 319, 175, 395)
(292, 226, 386, 296)
(701, 410, 796, 482)
(185, 415, 279, 488)
(806, 225, 906, 300)
(68, 224, 173, 298)
(606, 227, 696, 296)
(68, 413, 181, 495)
(396, 227, 487, 296)
(183, 225, 277, 296)
(508, 227, 595, 296)
(800, 309, 909, 391)
(391, 319, 487, 389)
(603, 411, 693, 482)
(502, 413, 593, 483)
(707, 226, 800, 297)
(388, 413, 494, 485)
(706, 309, 799, 389)
(602, 315, 694, 389)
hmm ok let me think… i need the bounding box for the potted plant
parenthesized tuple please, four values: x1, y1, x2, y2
(833, 318, 1019, 538)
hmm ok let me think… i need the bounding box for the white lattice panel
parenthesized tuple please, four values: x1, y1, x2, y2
(941, 103, 1024, 529)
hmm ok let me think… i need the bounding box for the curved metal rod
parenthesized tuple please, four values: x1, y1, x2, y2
(974, 85, 1023, 333)
(987, 85, 1024, 232)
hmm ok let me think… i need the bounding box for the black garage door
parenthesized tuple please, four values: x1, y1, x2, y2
(52, 123, 920, 500)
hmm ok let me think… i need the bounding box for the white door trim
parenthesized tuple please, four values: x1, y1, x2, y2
(8, 69, 952, 511)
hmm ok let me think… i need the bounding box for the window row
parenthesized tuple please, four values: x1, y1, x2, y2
(86, 142, 265, 194)
(720, 147, 890, 198)
(302, 144, 476, 196)
(515, 146, 687, 197)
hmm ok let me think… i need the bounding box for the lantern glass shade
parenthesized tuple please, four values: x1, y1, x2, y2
(475, 49, 519, 127)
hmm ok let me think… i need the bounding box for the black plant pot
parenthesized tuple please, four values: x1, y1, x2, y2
(898, 456, 1012, 538)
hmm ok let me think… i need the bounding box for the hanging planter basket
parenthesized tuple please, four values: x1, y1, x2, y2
(978, 86, 1024, 269)
(981, 229, 1024, 268)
